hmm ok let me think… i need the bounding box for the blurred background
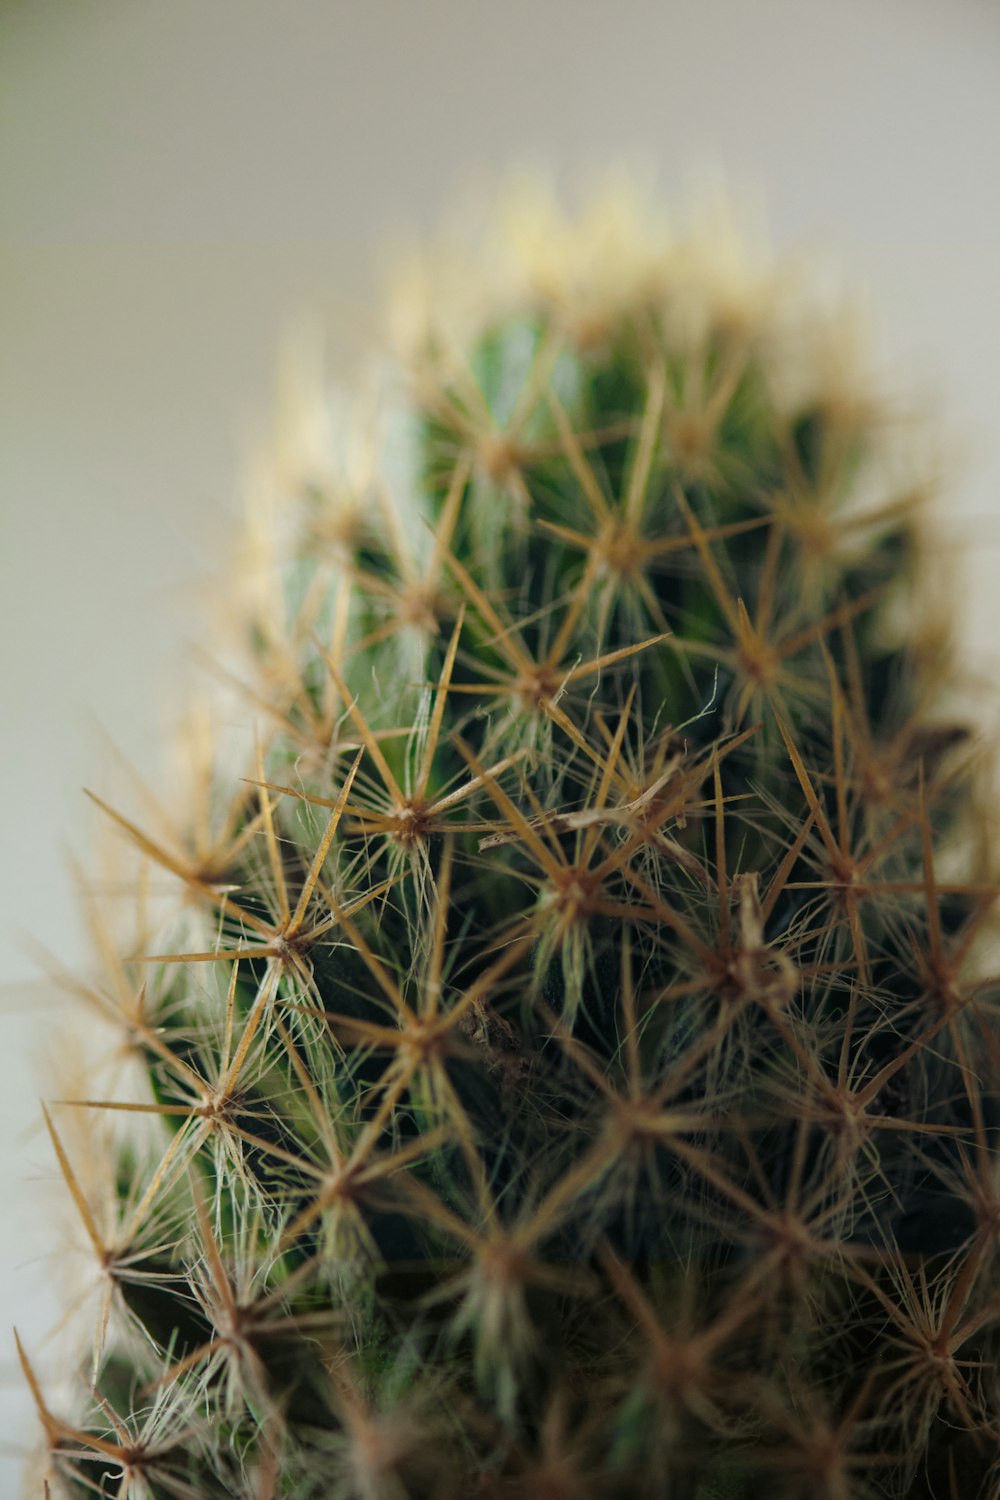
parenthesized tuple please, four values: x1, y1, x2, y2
(2, 0, 1000, 1481)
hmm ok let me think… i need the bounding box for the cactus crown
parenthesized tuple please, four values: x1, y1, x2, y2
(26, 184, 1000, 1499)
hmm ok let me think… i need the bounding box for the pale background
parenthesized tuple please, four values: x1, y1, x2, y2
(2, 0, 1000, 1483)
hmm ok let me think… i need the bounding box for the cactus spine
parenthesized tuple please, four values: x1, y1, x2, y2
(24, 184, 1000, 1499)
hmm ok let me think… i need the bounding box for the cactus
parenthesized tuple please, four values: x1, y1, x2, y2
(24, 182, 1000, 1499)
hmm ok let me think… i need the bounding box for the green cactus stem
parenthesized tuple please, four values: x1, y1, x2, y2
(23, 182, 1000, 1500)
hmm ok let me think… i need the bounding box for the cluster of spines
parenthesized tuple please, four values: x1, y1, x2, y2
(23, 189, 1000, 1499)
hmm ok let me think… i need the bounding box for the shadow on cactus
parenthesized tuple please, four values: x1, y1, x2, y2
(23, 183, 1000, 1499)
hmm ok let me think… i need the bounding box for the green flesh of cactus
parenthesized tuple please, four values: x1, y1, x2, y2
(27, 192, 1000, 1499)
